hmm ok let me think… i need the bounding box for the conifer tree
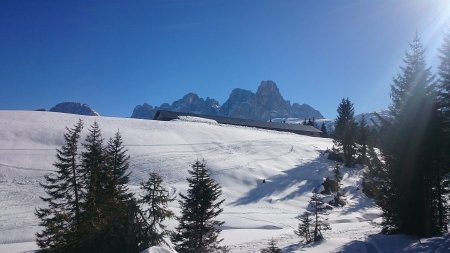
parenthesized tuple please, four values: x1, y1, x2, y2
(72, 125, 146, 252)
(260, 238, 282, 253)
(140, 172, 175, 246)
(35, 120, 84, 251)
(172, 160, 227, 253)
(437, 30, 450, 233)
(77, 121, 106, 250)
(320, 123, 328, 137)
(357, 114, 368, 164)
(380, 33, 443, 236)
(295, 212, 312, 243)
(309, 189, 330, 242)
(104, 131, 146, 252)
(105, 131, 133, 203)
(333, 98, 357, 167)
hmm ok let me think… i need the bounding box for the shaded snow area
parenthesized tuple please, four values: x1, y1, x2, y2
(0, 111, 448, 252)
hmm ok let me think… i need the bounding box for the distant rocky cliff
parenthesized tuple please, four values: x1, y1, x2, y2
(50, 102, 99, 116)
(131, 80, 323, 121)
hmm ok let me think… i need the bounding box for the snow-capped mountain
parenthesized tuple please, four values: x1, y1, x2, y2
(49, 102, 99, 116)
(131, 81, 324, 121)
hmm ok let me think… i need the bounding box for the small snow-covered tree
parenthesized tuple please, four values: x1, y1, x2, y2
(260, 238, 282, 253)
(295, 212, 312, 243)
(140, 171, 174, 246)
(309, 189, 331, 242)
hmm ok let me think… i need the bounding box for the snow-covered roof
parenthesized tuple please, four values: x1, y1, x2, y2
(153, 110, 322, 136)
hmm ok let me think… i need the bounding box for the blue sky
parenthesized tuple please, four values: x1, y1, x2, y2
(1, 0, 449, 118)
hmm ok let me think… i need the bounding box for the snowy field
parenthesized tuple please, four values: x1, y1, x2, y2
(0, 111, 448, 252)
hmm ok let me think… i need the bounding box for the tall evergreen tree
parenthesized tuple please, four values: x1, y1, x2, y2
(380, 33, 443, 236)
(437, 30, 450, 233)
(140, 172, 175, 246)
(333, 98, 357, 167)
(105, 131, 133, 203)
(74, 125, 146, 252)
(77, 121, 107, 251)
(104, 131, 146, 252)
(172, 160, 227, 253)
(35, 120, 84, 252)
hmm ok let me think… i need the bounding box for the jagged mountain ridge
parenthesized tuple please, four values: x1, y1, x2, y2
(131, 80, 324, 121)
(49, 102, 99, 116)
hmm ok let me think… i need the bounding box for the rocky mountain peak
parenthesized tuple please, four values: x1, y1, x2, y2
(257, 80, 280, 95)
(49, 102, 99, 116)
(131, 81, 323, 121)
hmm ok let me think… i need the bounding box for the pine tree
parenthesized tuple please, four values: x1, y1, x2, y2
(105, 131, 133, 203)
(380, 33, 443, 236)
(309, 189, 331, 242)
(331, 163, 345, 207)
(104, 131, 146, 252)
(320, 123, 328, 137)
(333, 98, 357, 167)
(260, 238, 282, 253)
(76, 121, 107, 251)
(437, 30, 450, 233)
(295, 212, 312, 243)
(35, 120, 84, 251)
(357, 114, 368, 164)
(172, 160, 227, 253)
(140, 171, 175, 246)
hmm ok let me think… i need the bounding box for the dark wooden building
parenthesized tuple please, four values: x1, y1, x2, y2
(153, 110, 323, 137)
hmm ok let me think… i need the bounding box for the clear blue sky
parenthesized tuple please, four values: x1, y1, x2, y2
(1, 0, 449, 118)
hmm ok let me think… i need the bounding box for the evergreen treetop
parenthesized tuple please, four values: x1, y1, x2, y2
(173, 160, 227, 253)
(140, 171, 175, 246)
(35, 119, 84, 251)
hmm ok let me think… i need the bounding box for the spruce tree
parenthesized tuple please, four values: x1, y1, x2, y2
(320, 123, 328, 137)
(104, 131, 146, 252)
(295, 212, 312, 243)
(77, 121, 107, 251)
(357, 114, 368, 164)
(380, 33, 442, 236)
(309, 189, 330, 242)
(105, 131, 133, 203)
(172, 160, 227, 253)
(437, 30, 450, 233)
(140, 171, 175, 246)
(35, 120, 84, 252)
(260, 238, 282, 253)
(333, 98, 357, 167)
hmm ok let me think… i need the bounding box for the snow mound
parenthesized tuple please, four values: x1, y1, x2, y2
(175, 116, 219, 125)
(141, 246, 177, 253)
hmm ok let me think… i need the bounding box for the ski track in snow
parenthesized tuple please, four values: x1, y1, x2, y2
(0, 111, 447, 253)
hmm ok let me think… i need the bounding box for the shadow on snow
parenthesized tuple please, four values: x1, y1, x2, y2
(334, 233, 450, 253)
(230, 155, 333, 206)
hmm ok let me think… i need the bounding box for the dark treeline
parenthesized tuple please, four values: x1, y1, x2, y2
(329, 32, 450, 237)
(35, 121, 226, 253)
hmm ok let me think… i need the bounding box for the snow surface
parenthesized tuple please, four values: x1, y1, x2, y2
(0, 111, 447, 252)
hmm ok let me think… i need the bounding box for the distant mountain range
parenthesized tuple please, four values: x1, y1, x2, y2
(131, 80, 324, 121)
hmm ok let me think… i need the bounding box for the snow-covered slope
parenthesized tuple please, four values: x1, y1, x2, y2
(0, 110, 388, 252)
